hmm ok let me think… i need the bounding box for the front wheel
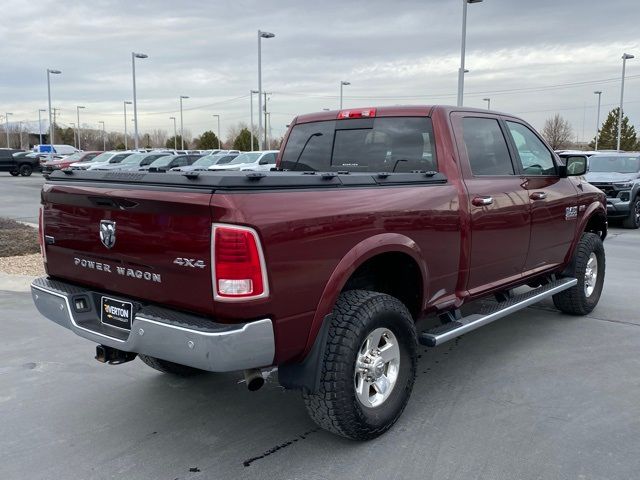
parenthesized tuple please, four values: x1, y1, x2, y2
(622, 197, 640, 229)
(19, 164, 33, 176)
(9, 170, 19, 176)
(553, 232, 605, 315)
(302, 290, 417, 440)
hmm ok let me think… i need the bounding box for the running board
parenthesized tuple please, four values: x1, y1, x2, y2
(419, 278, 577, 347)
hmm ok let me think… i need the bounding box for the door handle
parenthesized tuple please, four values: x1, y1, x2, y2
(472, 196, 494, 206)
(530, 192, 547, 200)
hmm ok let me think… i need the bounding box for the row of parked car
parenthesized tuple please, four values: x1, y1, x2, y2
(44, 149, 280, 174)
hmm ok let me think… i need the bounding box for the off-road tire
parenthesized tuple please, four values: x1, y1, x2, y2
(9, 170, 19, 176)
(138, 354, 203, 377)
(622, 197, 640, 229)
(553, 232, 605, 315)
(19, 164, 33, 176)
(302, 290, 417, 440)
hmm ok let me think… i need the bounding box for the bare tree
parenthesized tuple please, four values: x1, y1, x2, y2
(542, 114, 573, 150)
(150, 129, 168, 148)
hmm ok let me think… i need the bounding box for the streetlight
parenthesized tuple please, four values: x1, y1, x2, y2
(457, 0, 483, 107)
(594, 91, 602, 151)
(38, 109, 46, 146)
(99, 121, 106, 150)
(250, 89, 258, 151)
(46, 68, 61, 150)
(179, 95, 189, 150)
(617, 53, 634, 151)
(483, 97, 490, 110)
(131, 52, 148, 149)
(212, 114, 221, 149)
(76, 106, 85, 150)
(123, 101, 132, 150)
(4, 112, 12, 148)
(340, 81, 351, 109)
(258, 29, 275, 150)
(169, 116, 177, 150)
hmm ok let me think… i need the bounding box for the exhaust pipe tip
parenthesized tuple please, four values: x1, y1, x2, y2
(243, 368, 265, 391)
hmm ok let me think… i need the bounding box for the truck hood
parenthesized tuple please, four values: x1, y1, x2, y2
(586, 172, 640, 184)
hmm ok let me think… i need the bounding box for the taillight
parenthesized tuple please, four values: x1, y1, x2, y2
(337, 108, 376, 119)
(38, 206, 47, 262)
(212, 224, 268, 300)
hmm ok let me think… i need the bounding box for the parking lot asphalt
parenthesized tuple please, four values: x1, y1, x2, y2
(0, 173, 46, 224)
(1, 175, 639, 479)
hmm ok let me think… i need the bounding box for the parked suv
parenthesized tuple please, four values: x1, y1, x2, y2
(41, 151, 102, 175)
(586, 153, 640, 228)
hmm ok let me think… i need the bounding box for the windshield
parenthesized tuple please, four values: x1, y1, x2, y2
(88, 152, 116, 163)
(149, 156, 175, 167)
(208, 154, 237, 165)
(192, 156, 218, 167)
(589, 155, 640, 173)
(58, 152, 83, 162)
(119, 153, 163, 165)
(227, 152, 261, 165)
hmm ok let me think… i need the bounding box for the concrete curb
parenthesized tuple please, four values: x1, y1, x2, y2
(0, 273, 36, 292)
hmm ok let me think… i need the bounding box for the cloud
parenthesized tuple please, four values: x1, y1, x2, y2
(0, 0, 638, 142)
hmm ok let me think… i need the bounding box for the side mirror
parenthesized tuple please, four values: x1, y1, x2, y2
(564, 156, 588, 176)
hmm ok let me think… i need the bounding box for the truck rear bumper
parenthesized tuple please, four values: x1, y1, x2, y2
(31, 276, 275, 372)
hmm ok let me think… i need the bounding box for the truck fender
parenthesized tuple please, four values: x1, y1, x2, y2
(278, 233, 427, 392)
(563, 201, 607, 266)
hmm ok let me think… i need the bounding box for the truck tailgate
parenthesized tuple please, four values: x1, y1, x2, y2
(41, 182, 215, 316)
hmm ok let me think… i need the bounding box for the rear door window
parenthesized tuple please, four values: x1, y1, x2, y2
(280, 117, 437, 172)
(462, 117, 514, 176)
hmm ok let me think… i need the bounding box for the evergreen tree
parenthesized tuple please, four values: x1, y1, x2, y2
(166, 135, 188, 150)
(232, 128, 258, 151)
(196, 130, 221, 149)
(590, 108, 639, 150)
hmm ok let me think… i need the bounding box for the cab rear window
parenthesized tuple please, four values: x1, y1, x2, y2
(280, 117, 437, 172)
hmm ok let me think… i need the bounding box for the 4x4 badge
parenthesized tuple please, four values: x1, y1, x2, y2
(99, 220, 116, 249)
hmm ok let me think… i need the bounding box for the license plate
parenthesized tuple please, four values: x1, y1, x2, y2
(101, 296, 133, 330)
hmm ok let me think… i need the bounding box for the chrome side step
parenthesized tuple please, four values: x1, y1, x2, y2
(419, 278, 577, 347)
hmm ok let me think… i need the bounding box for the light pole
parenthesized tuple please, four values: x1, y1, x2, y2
(212, 114, 221, 149)
(47, 68, 61, 150)
(250, 89, 258, 151)
(70, 123, 76, 148)
(169, 116, 177, 150)
(593, 91, 602, 151)
(617, 53, 634, 151)
(38, 109, 46, 146)
(76, 106, 85, 150)
(340, 81, 350, 109)
(99, 121, 106, 150)
(4, 112, 12, 148)
(123, 101, 132, 150)
(457, 0, 483, 107)
(258, 29, 275, 150)
(483, 97, 490, 110)
(179, 95, 189, 150)
(131, 52, 148, 149)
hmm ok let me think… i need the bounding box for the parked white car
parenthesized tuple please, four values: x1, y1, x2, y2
(209, 150, 278, 172)
(33, 144, 79, 155)
(72, 151, 134, 170)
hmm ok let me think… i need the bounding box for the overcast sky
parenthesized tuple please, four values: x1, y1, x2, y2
(1, 0, 639, 143)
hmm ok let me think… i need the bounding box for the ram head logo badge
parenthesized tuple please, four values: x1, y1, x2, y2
(99, 220, 116, 249)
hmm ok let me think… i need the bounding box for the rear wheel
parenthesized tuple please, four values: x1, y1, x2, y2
(622, 197, 640, 229)
(138, 354, 204, 377)
(19, 164, 33, 176)
(302, 290, 417, 440)
(553, 232, 605, 315)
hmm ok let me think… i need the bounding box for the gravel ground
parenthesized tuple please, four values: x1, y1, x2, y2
(0, 253, 45, 276)
(0, 217, 40, 257)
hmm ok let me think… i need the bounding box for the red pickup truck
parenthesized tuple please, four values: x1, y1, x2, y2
(32, 105, 607, 440)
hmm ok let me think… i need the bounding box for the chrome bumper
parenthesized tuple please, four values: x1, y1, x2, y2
(31, 277, 275, 372)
